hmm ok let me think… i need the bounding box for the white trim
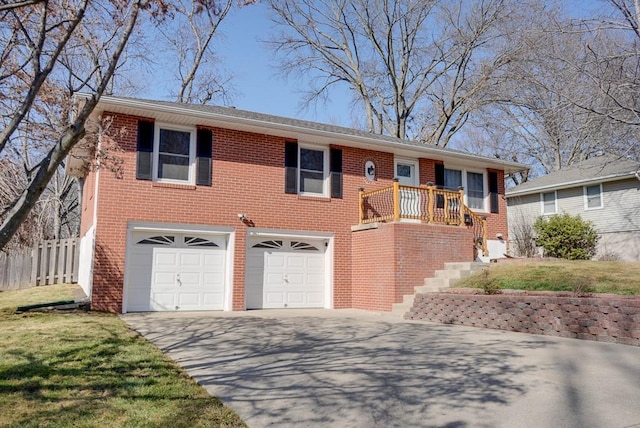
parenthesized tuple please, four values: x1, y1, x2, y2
(540, 190, 557, 215)
(297, 143, 330, 197)
(152, 122, 197, 185)
(583, 183, 603, 210)
(245, 228, 334, 310)
(123, 221, 234, 313)
(394, 158, 420, 186)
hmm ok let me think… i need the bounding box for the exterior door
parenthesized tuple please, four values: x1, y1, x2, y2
(395, 159, 420, 217)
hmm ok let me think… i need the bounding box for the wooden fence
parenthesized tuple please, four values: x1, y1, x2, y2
(0, 238, 80, 290)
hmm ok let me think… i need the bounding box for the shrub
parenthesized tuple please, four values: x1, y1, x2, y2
(534, 213, 599, 260)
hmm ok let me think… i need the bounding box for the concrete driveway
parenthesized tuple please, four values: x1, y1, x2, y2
(122, 309, 640, 428)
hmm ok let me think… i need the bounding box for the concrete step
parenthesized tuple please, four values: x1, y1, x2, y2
(414, 284, 449, 293)
(424, 277, 450, 288)
(391, 302, 413, 316)
(402, 294, 415, 305)
(444, 262, 490, 272)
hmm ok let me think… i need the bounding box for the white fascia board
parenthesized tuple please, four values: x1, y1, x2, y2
(506, 173, 636, 197)
(81, 94, 528, 174)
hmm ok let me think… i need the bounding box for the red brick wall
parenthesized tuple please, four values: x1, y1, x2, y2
(407, 293, 640, 346)
(351, 222, 474, 311)
(87, 112, 511, 312)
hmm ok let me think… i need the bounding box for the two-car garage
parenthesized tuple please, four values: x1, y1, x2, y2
(124, 224, 332, 312)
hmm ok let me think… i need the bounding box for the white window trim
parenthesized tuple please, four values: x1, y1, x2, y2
(394, 158, 420, 186)
(540, 190, 558, 215)
(152, 123, 196, 184)
(444, 166, 488, 212)
(297, 143, 329, 197)
(583, 183, 603, 210)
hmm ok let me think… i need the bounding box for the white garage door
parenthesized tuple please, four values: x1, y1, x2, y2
(246, 238, 326, 309)
(126, 232, 227, 312)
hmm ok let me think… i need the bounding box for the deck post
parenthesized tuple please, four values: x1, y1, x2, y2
(426, 183, 434, 223)
(458, 187, 465, 226)
(393, 179, 400, 221)
(358, 187, 365, 224)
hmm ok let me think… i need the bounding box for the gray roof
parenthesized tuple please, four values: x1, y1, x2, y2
(77, 94, 527, 173)
(506, 154, 640, 196)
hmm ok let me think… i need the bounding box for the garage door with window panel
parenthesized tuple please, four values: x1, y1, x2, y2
(246, 238, 327, 309)
(126, 232, 227, 312)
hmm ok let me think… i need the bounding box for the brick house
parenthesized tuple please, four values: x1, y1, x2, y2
(66, 94, 525, 313)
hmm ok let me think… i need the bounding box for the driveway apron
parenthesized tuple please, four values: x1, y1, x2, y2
(122, 309, 640, 428)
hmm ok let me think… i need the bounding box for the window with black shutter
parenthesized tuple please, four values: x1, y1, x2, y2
(136, 120, 154, 180)
(489, 171, 499, 213)
(196, 129, 212, 186)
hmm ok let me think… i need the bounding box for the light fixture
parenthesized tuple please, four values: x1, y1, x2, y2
(237, 213, 247, 222)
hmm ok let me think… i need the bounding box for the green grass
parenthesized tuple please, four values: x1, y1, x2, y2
(457, 260, 640, 295)
(0, 284, 245, 427)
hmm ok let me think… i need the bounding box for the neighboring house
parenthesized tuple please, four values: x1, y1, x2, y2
(506, 154, 640, 261)
(66, 94, 525, 313)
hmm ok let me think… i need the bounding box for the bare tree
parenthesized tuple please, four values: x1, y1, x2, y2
(267, 0, 512, 143)
(0, 0, 155, 251)
(162, 0, 235, 104)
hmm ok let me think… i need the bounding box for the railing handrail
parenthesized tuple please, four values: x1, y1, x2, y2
(359, 184, 489, 256)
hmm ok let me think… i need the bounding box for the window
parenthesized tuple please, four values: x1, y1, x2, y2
(466, 172, 484, 210)
(137, 121, 211, 185)
(394, 159, 419, 186)
(584, 184, 603, 210)
(541, 191, 556, 214)
(299, 147, 327, 194)
(443, 167, 486, 211)
(156, 128, 193, 182)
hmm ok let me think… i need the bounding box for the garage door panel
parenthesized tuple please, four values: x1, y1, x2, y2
(204, 253, 224, 265)
(265, 292, 285, 304)
(179, 253, 202, 266)
(203, 293, 223, 306)
(286, 256, 305, 268)
(307, 257, 324, 269)
(307, 292, 323, 305)
(154, 251, 178, 266)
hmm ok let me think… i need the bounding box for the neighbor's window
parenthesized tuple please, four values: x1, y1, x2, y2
(299, 146, 328, 195)
(584, 184, 603, 210)
(541, 191, 556, 214)
(154, 126, 195, 183)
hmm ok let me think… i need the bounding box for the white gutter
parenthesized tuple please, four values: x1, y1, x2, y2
(506, 172, 637, 197)
(77, 93, 528, 174)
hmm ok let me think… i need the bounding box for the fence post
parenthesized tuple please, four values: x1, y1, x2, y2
(426, 183, 434, 223)
(393, 179, 401, 221)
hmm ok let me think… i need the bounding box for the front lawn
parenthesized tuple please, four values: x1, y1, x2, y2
(456, 260, 640, 295)
(0, 284, 245, 427)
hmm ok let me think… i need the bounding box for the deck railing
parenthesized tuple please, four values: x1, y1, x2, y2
(359, 181, 488, 255)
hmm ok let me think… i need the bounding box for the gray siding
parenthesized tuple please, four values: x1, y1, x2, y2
(508, 178, 640, 234)
(506, 177, 640, 260)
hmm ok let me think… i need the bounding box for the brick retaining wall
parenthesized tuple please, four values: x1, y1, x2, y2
(406, 292, 640, 346)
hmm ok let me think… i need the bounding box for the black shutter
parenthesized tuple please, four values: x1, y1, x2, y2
(196, 129, 212, 186)
(435, 162, 445, 208)
(435, 162, 445, 187)
(136, 120, 154, 180)
(330, 148, 343, 199)
(489, 171, 499, 213)
(284, 142, 298, 194)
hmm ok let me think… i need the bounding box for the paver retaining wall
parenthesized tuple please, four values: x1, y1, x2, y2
(406, 291, 640, 346)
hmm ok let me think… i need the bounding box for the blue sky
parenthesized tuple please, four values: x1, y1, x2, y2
(145, 0, 608, 128)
